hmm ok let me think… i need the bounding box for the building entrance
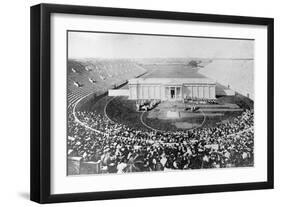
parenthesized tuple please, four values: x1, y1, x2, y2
(170, 88, 175, 99)
(165, 86, 181, 101)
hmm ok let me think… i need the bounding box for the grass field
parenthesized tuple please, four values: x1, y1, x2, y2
(78, 93, 252, 132)
(103, 96, 250, 132)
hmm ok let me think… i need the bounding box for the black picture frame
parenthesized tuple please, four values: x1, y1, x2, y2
(30, 3, 274, 204)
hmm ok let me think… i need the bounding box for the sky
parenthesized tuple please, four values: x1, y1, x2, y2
(68, 31, 254, 59)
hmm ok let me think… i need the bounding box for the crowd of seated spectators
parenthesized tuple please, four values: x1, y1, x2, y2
(68, 107, 254, 173)
(184, 98, 218, 105)
(185, 105, 200, 112)
(136, 99, 161, 111)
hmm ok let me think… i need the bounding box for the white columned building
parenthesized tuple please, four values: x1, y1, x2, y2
(128, 78, 216, 101)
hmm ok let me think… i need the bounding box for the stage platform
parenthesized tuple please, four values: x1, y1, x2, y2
(147, 101, 242, 120)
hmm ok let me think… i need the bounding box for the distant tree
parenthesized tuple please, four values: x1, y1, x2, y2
(188, 60, 199, 68)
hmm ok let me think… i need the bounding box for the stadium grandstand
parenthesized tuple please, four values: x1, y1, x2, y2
(67, 59, 146, 108)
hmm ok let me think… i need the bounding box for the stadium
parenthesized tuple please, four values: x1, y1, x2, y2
(67, 58, 254, 175)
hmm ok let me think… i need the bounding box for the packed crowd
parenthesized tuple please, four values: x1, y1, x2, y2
(136, 99, 161, 111)
(68, 107, 254, 173)
(184, 98, 218, 105)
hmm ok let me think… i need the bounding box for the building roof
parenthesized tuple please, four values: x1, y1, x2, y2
(128, 78, 216, 85)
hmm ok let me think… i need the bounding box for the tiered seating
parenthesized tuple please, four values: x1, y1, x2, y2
(67, 59, 146, 108)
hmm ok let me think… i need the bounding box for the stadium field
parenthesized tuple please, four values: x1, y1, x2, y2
(106, 96, 250, 132)
(78, 93, 252, 132)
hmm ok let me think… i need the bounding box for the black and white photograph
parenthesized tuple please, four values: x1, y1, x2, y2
(67, 31, 254, 175)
